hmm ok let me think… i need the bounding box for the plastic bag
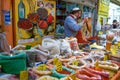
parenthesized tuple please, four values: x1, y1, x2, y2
(95, 20, 101, 31)
(25, 48, 49, 65)
(42, 38, 60, 58)
(11, 45, 26, 51)
(65, 37, 79, 51)
(0, 32, 10, 53)
(59, 39, 72, 57)
(31, 45, 49, 61)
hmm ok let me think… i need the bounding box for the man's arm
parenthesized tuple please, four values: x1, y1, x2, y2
(66, 17, 83, 31)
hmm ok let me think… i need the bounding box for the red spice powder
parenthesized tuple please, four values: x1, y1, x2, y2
(87, 36, 100, 40)
(76, 30, 89, 44)
(57, 70, 71, 75)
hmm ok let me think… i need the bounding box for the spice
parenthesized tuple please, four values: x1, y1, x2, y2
(76, 30, 89, 44)
(87, 36, 100, 40)
(57, 70, 71, 75)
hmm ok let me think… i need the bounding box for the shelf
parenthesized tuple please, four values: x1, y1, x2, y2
(56, 15, 66, 20)
(56, 15, 67, 17)
(57, 7, 66, 10)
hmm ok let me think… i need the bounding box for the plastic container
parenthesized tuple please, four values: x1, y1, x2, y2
(0, 52, 27, 74)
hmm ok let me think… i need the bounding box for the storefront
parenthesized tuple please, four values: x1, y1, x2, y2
(108, 1, 120, 24)
(98, 0, 110, 25)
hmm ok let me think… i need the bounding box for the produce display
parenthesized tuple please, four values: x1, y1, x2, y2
(67, 59, 86, 70)
(32, 65, 52, 76)
(1, 37, 120, 80)
(98, 61, 119, 72)
(36, 76, 59, 80)
(52, 66, 75, 78)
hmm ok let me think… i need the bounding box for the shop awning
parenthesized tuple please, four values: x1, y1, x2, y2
(110, 0, 120, 6)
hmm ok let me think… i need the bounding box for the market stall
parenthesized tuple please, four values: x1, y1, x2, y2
(0, 0, 120, 80)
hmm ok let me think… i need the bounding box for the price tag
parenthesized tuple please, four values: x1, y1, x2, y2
(104, 55, 108, 61)
(40, 77, 47, 80)
(53, 58, 58, 65)
(72, 60, 78, 66)
(56, 61, 62, 72)
(99, 31, 103, 35)
(95, 61, 99, 70)
(118, 42, 120, 48)
(69, 74, 76, 80)
(20, 71, 28, 80)
(37, 64, 46, 71)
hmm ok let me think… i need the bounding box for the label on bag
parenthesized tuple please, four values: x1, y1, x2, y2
(56, 61, 62, 72)
(95, 61, 99, 70)
(53, 58, 58, 65)
(37, 64, 46, 71)
(72, 60, 78, 66)
(20, 71, 28, 80)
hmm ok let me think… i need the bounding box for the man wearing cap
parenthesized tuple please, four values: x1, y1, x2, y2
(64, 7, 86, 37)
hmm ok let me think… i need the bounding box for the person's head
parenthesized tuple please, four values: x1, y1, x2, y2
(71, 7, 82, 19)
(113, 20, 118, 28)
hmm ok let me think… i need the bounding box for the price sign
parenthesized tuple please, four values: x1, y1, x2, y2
(69, 74, 76, 80)
(95, 61, 99, 70)
(56, 61, 62, 72)
(72, 60, 79, 66)
(53, 58, 58, 65)
(20, 71, 28, 80)
(99, 31, 103, 35)
(37, 64, 47, 71)
(40, 78, 47, 80)
(104, 55, 108, 61)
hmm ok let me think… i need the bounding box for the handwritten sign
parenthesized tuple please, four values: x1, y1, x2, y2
(53, 58, 58, 65)
(95, 61, 99, 70)
(69, 74, 76, 80)
(37, 64, 46, 71)
(72, 60, 79, 66)
(20, 71, 28, 80)
(99, 31, 103, 35)
(104, 55, 108, 61)
(56, 61, 62, 72)
(40, 78, 47, 80)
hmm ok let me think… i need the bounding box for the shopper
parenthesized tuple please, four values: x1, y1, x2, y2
(64, 7, 87, 37)
(112, 20, 119, 29)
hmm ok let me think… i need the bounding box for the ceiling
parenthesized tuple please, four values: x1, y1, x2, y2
(62, 0, 97, 7)
(110, 0, 120, 5)
(61, 0, 120, 6)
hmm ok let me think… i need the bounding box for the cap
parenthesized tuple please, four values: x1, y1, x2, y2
(72, 7, 80, 11)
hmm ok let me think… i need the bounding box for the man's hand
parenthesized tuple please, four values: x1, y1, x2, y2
(83, 17, 88, 24)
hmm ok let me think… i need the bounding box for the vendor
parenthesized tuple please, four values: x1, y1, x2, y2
(64, 7, 87, 37)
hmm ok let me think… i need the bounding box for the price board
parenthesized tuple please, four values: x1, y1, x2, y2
(37, 64, 47, 71)
(53, 57, 58, 65)
(72, 60, 79, 66)
(95, 61, 99, 70)
(20, 71, 28, 80)
(56, 61, 62, 72)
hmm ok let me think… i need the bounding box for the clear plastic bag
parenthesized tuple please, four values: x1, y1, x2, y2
(42, 38, 60, 58)
(0, 32, 10, 53)
(65, 37, 79, 51)
(59, 39, 72, 56)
